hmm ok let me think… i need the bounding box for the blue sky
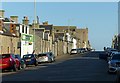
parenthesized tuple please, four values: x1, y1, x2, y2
(1, 2, 118, 50)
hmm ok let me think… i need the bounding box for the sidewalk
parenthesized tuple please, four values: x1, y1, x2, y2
(55, 53, 70, 60)
(55, 52, 88, 61)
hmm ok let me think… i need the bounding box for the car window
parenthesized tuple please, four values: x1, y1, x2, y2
(23, 54, 33, 58)
(11, 54, 15, 58)
(38, 54, 47, 57)
(1, 54, 10, 59)
(15, 55, 21, 59)
(71, 49, 77, 51)
(50, 53, 52, 56)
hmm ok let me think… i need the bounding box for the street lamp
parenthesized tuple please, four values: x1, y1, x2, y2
(33, 0, 37, 54)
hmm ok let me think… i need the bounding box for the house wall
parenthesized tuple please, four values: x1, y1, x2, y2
(75, 28, 88, 48)
(0, 34, 20, 54)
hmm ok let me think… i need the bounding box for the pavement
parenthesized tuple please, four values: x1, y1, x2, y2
(55, 53, 83, 60)
(55, 53, 70, 60)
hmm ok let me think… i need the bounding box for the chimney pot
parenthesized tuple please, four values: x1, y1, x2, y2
(10, 16, 18, 23)
(0, 10, 5, 18)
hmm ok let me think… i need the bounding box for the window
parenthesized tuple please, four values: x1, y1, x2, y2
(7, 47, 9, 53)
(73, 29, 75, 31)
(26, 26, 27, 34)
(14, 47, 15, 53)
(22, 25, 24, 33)
(56, 30, 59, 32)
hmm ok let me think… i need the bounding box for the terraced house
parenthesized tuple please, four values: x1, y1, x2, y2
(0, 10, 20, 54)
(0, 10, 91, 57)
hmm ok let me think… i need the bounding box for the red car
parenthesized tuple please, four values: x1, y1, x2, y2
(0, 54, 21, 71)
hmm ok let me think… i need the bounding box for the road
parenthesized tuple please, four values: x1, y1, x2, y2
(1, 51, 118, 82)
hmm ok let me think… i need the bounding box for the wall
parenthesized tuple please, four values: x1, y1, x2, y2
(0, 34, 20, 54)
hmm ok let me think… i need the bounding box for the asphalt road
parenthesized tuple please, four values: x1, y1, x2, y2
(1, 51, 118, 82)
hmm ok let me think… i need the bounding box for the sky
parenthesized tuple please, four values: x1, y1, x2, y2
(1, 2, 118, 50)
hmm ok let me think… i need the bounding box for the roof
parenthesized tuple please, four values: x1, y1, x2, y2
(53, 26, 76, 30)
(3, 18, 16, 23)
(0, 23, 18, 37)
(10, 16, 18, 18)
(39, 24, 53, 30)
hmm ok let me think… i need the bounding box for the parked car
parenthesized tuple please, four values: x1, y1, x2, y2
(107, 51, 119, 62)
(77, 48, 87, 53)
(15, 54, 26, 69)
(108, 53, 120, 73)
(0, 54, 21, 71)
(22, 54, 38, 66)
(105, 48, 118, 57)
(70, 49, 78, 54)
(37, 52, 55, 63)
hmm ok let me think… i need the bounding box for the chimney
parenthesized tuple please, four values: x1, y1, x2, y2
(0, 19, 3, 32)
(0, 10, 5, 18)
(22, 16, 29, 25)
(10, 16, 18, 23)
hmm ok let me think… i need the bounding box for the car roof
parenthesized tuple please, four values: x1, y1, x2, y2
(23, 54, 34, 56)
(2, 54, 14, 56)
(38, 52, 52, 54)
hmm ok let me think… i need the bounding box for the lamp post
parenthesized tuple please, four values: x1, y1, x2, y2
(33, 0, 36, 54)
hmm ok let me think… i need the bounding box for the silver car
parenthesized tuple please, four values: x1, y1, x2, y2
(108, 53, 120, 73)
(37, 52, 55, 63)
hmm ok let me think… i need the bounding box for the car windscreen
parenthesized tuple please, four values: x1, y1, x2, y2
(112, 54, 120, 60)
(111, 49, 117, 51)
(38, 54, 47, 57)
(0, 54, 10, 59)
(71, 49, 77, 51)
(15, 55, 21, 60)
(23, 54, 33, 59)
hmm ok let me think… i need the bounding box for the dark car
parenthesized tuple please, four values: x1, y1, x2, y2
(0, 54, 21, 71)
(22, 54, 38, 66)
(15, 54, 26, 69)
(77, 48, 87, 53)
(108, 53, 120, 73)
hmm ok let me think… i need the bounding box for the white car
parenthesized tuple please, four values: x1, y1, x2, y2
(70, 49, 78, 54)
(37, 52, 55, 63)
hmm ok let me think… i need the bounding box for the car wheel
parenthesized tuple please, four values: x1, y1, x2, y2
(50, 58, 52, 63)
(35, 61, 38, 66)
(2, 69, 4, 72)
(18, 65, 21, 70)
(23, 64, 26, 69)
(13, 64, 17, 71)
(108, 70, 112, 74)
(52, 58, 55, 62)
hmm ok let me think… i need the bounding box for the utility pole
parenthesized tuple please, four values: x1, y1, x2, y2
(33, 0, 36, 53)
(67, 19, 70, 54)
